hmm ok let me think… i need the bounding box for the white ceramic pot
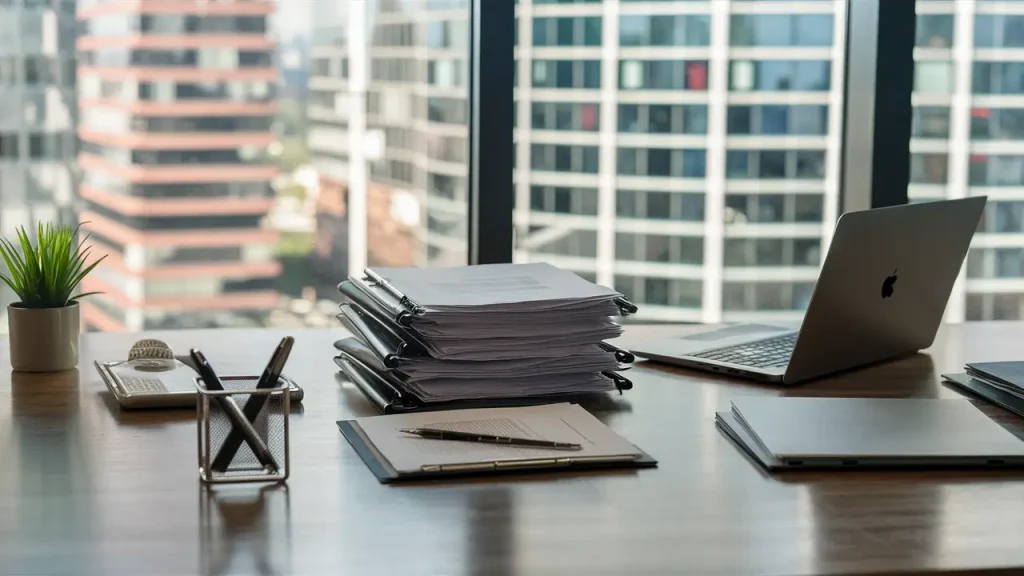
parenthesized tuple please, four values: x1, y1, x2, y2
(8, 301, 80, 372)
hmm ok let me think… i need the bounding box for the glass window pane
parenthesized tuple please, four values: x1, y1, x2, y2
(510, 0, 846, 324)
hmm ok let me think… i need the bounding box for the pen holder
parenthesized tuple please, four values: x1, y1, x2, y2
(195, 375, 291, 484)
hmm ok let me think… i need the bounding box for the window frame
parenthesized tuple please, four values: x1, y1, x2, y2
(840, 0, 915, 211)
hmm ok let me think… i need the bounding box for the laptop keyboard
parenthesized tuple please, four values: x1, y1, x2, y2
(120, 375, 168, 394)
(692, 333, 797, 369)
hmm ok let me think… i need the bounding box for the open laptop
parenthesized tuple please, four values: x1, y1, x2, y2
(632, 196, 987, 385)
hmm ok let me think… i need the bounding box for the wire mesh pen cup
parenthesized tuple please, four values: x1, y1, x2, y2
(196, 376, 291, 484)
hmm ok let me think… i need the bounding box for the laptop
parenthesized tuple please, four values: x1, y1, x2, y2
(716, 397, 1024, 470)
(632, 196, 987, 385)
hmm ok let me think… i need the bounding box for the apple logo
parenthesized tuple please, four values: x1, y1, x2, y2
(881, 269, 898, 299)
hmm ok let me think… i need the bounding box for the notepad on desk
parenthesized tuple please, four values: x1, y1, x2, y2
(338, 403, 656, 482)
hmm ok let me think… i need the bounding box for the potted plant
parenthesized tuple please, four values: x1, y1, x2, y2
(0, 223, 106, 372)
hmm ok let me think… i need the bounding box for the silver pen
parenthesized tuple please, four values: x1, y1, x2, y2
(400, 428, 582, 450)
(363, 268, 423, 313)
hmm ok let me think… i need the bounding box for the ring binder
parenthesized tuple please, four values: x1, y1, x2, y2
(335, 350, 635, 414)
(335, 263, 638, 413)
(598, 342, 636, 364)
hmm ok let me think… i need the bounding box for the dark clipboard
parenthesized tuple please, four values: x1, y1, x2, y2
(339, 275, 639, 326)
(333, 307, 635, 373)
(336, 302, 427, 368)
(334, 346, 633, 414)
(336, 418, 657, 483)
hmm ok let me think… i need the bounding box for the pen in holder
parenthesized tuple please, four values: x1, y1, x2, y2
(196, 375, 292, 484)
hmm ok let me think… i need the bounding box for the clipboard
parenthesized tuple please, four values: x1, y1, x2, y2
(341, 267, 638, 327)
(335, 303, 635, 373)
(334, 344, 632, 414)
(336, 404, 658, 483)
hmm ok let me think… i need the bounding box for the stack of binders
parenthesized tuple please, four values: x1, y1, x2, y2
(333, 262, 637, 413)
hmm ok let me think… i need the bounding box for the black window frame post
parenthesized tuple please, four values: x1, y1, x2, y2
(467, 0, 515, 265)
(841, 0, 917, 211)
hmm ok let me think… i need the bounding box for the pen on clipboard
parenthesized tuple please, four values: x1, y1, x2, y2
(364, 268, 423, 313)
(399, 428, 583, 451)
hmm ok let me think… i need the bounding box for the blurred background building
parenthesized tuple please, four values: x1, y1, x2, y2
(0, 0, 78, 327)
(75, 0, 280, 331)
(1, 0, 1022, 331)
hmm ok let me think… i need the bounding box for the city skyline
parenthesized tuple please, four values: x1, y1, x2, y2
(3, 0, 1024, 330)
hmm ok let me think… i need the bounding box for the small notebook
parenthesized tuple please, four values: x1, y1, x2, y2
(338, 403, 656, 482)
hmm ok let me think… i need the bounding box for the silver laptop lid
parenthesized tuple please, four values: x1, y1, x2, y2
(784, 196, 986, 383)
(732, 397, 1024, 460)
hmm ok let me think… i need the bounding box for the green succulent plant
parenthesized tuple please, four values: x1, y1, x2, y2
(0, 223, 107, 309)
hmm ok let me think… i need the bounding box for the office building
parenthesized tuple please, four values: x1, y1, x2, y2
(0, 0, 78, 323)
(912, 1, 1024, 321)
(76, 0, 280, 331)
(308, 0, 1024, 324)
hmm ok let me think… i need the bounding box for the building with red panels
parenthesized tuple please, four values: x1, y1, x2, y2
(76, 0, 280, 331)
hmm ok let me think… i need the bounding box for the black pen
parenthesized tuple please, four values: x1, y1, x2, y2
(210, 337, 294, 472)
(399, 428, 582, 451)
(191, 349, 279, 472)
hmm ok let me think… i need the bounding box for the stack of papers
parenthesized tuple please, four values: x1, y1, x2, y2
(333, 263, 636, 408)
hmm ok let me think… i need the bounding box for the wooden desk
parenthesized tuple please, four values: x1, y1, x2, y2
(2, 324, 1024, 575)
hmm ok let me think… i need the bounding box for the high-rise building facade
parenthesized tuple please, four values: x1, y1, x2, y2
(913, 1, 1024, 322)
(0, 0, 78, 321)
(76, 0, 280, 332)
(307, 0, 1024, 324)
(309, 0, 837, 323)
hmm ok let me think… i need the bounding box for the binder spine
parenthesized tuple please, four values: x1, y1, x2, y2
(615, 297, 638, 316)
(602, 371, 633, 394)
(597, 342, 635, 364)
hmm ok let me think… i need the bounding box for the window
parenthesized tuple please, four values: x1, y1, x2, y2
(971, 108, 1024, 140)
(723, 282, 816, 312)
(533, 17, 601, 46)
(619, 104, 707, 134)
(620, 15, 711, 46)
(913, 107, 950, 139)
(975, 15, 1024, 48)
(916, 61, 953, 94)
(617, 148, 707, 178)
(614, 275, 702, 308)
(727, 105, 828, 135)
(615, 233, 703, 264)
(910, 153, 949, 185)
(531, 102, 600, 131)
(531, 144, 599, 174)
(729, 60, 831, 91)
(973, 62, 1024, 94)
(970, 157, 1024, 187)
(530, 186, 598, 215)
(54, 0, 955, 332)
(616, 191, 705, 221)
(726, 150, 826, 179)
(533, 60, 601, 89)
(730, 14, 833, 47)
(725, 194, 824, 224)
(917, 14, 954, 48)
(619, 60, 709, 90)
